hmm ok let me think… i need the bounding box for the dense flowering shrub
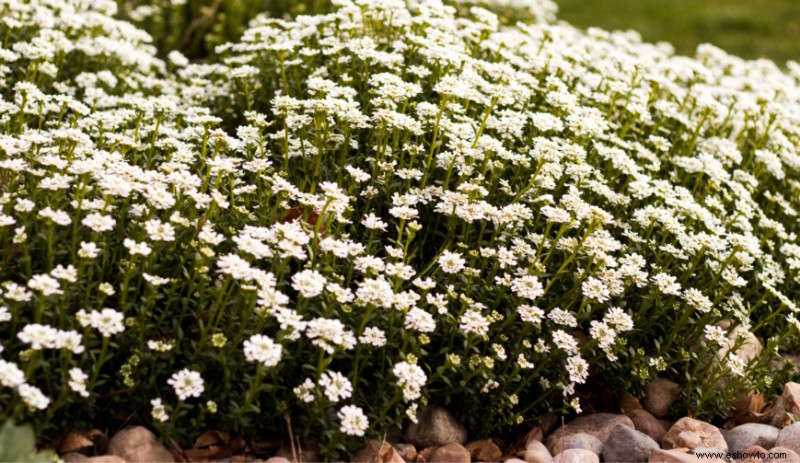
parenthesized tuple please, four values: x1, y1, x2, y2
(2, 0, 800, 458)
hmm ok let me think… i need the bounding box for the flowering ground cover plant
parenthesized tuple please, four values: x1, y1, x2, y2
(2, 0, 800, 458)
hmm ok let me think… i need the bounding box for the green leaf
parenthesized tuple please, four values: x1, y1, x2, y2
(0, 421, 55, 463)
(0, 421, 34, 462)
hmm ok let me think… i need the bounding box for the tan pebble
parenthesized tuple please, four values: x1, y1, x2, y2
(264, 458, 292, 463)
(429, 443, 470, 463)
(107, 426, 173, 463)
(465, 439, 502, 462)
(85, 456, 127, 463)
(61, 452, 89, 463)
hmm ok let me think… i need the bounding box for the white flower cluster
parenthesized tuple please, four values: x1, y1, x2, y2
(2, 0, 800, 442)
(393, 361, 427, 402)
(17, 324, 84, 353)
(338, 404, 369, 436)
(76, 309, 125, 338)
(0, 359, 49, 410)
(292, 371, 353, 403)
(243, 334, 282, 367)
(167, 369, 205, 401)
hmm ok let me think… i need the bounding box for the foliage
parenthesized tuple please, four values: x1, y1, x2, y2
(0, 421, 56, 463)
(116, 0, 268, 59)
(1, 0, 800, 459)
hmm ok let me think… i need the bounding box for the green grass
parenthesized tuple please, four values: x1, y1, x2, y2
(555, 0, 800, 64)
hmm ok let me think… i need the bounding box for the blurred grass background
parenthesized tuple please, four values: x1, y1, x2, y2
(555, 0, 800, 64)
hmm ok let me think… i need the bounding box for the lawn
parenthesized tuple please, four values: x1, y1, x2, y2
(555, 0, 800, 64)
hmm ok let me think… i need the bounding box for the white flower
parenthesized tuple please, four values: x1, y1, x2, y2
(231, 65, 259, 79)
(55, 330, 85, 354)
(727, 353, 747, 377)
(361, 213, 387, 231)
(438, 251, 465, 274)
(406, 403, 419, 423)
(0, 359, 25, 388)
(346, 165, 371, 183)
(293, 378, 316, 403)
(216, 254, 253, 280)
(318, 371, 352, 402)
(327, 283, 354, 304)
(18, 324, 58, 350)
(27, 274, 63, 296)
(541, 206, 571, 223)
(356, 278, 394, 308)
(517, 354, 534, 369)
(91, 308, 125, 337)
(589, 321, 617, 350)
(306, 318, 356, 354)
(604, 307, 634, 331)
(51, 265, 78, 283)
(82, 213, 116, 232)
(151, 398, 169, 422)
(291, 269, 327, 298)
(552, 330, 579, 354)
(272, 307, 306, 340)
(3, 282, 31, 302)
(413, 278, 436, 291)
(206, 400, 218, 413)
(168, 369, 205, 400)
(98, 283, 115, 296)
(459, 309, 490, 336)
(512, 275, 544, 300)
(234, 234, 272, 260)
(136, 271, 170, 287)
(243, 334, 283, 367)
(652, 273, 681, 295)
(14, 199, 34, 213)
(68, 368, 89, 397)
(199, 225, 225, 245)
(481, 379, 500, 393)
(123, 239, 152, 257)
(405, 308, 436, 333)
(338, 405, 369, 436)
(581, 277, 609, 303)
(358, 327, 387, 347)
(566, 355, 589, 384)
(145, 218, 176, 241)
(393, 361, 426, 402)
(78, 241, 101, 259)
(704, 325, 729, 346)
(18, 383, 50, 410)
(683, 289, 712, 313)
(38, 207, 71, 226)
(548, 308, 577, 327)
(388, 205, 418, 220)
(148, 340, 174, 352)
(569, 397, 582, 414)
(518, 304, 544, 324)
(167, 50, 189, 67)
(491, 344, 507, 361)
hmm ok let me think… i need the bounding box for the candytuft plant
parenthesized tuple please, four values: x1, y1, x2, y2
(1, 0, 800, 459)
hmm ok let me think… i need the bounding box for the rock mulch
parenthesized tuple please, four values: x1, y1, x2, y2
(602, 425, 659, 463)
(52, 382, 800, 463)
(641, 379, 681, 419)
